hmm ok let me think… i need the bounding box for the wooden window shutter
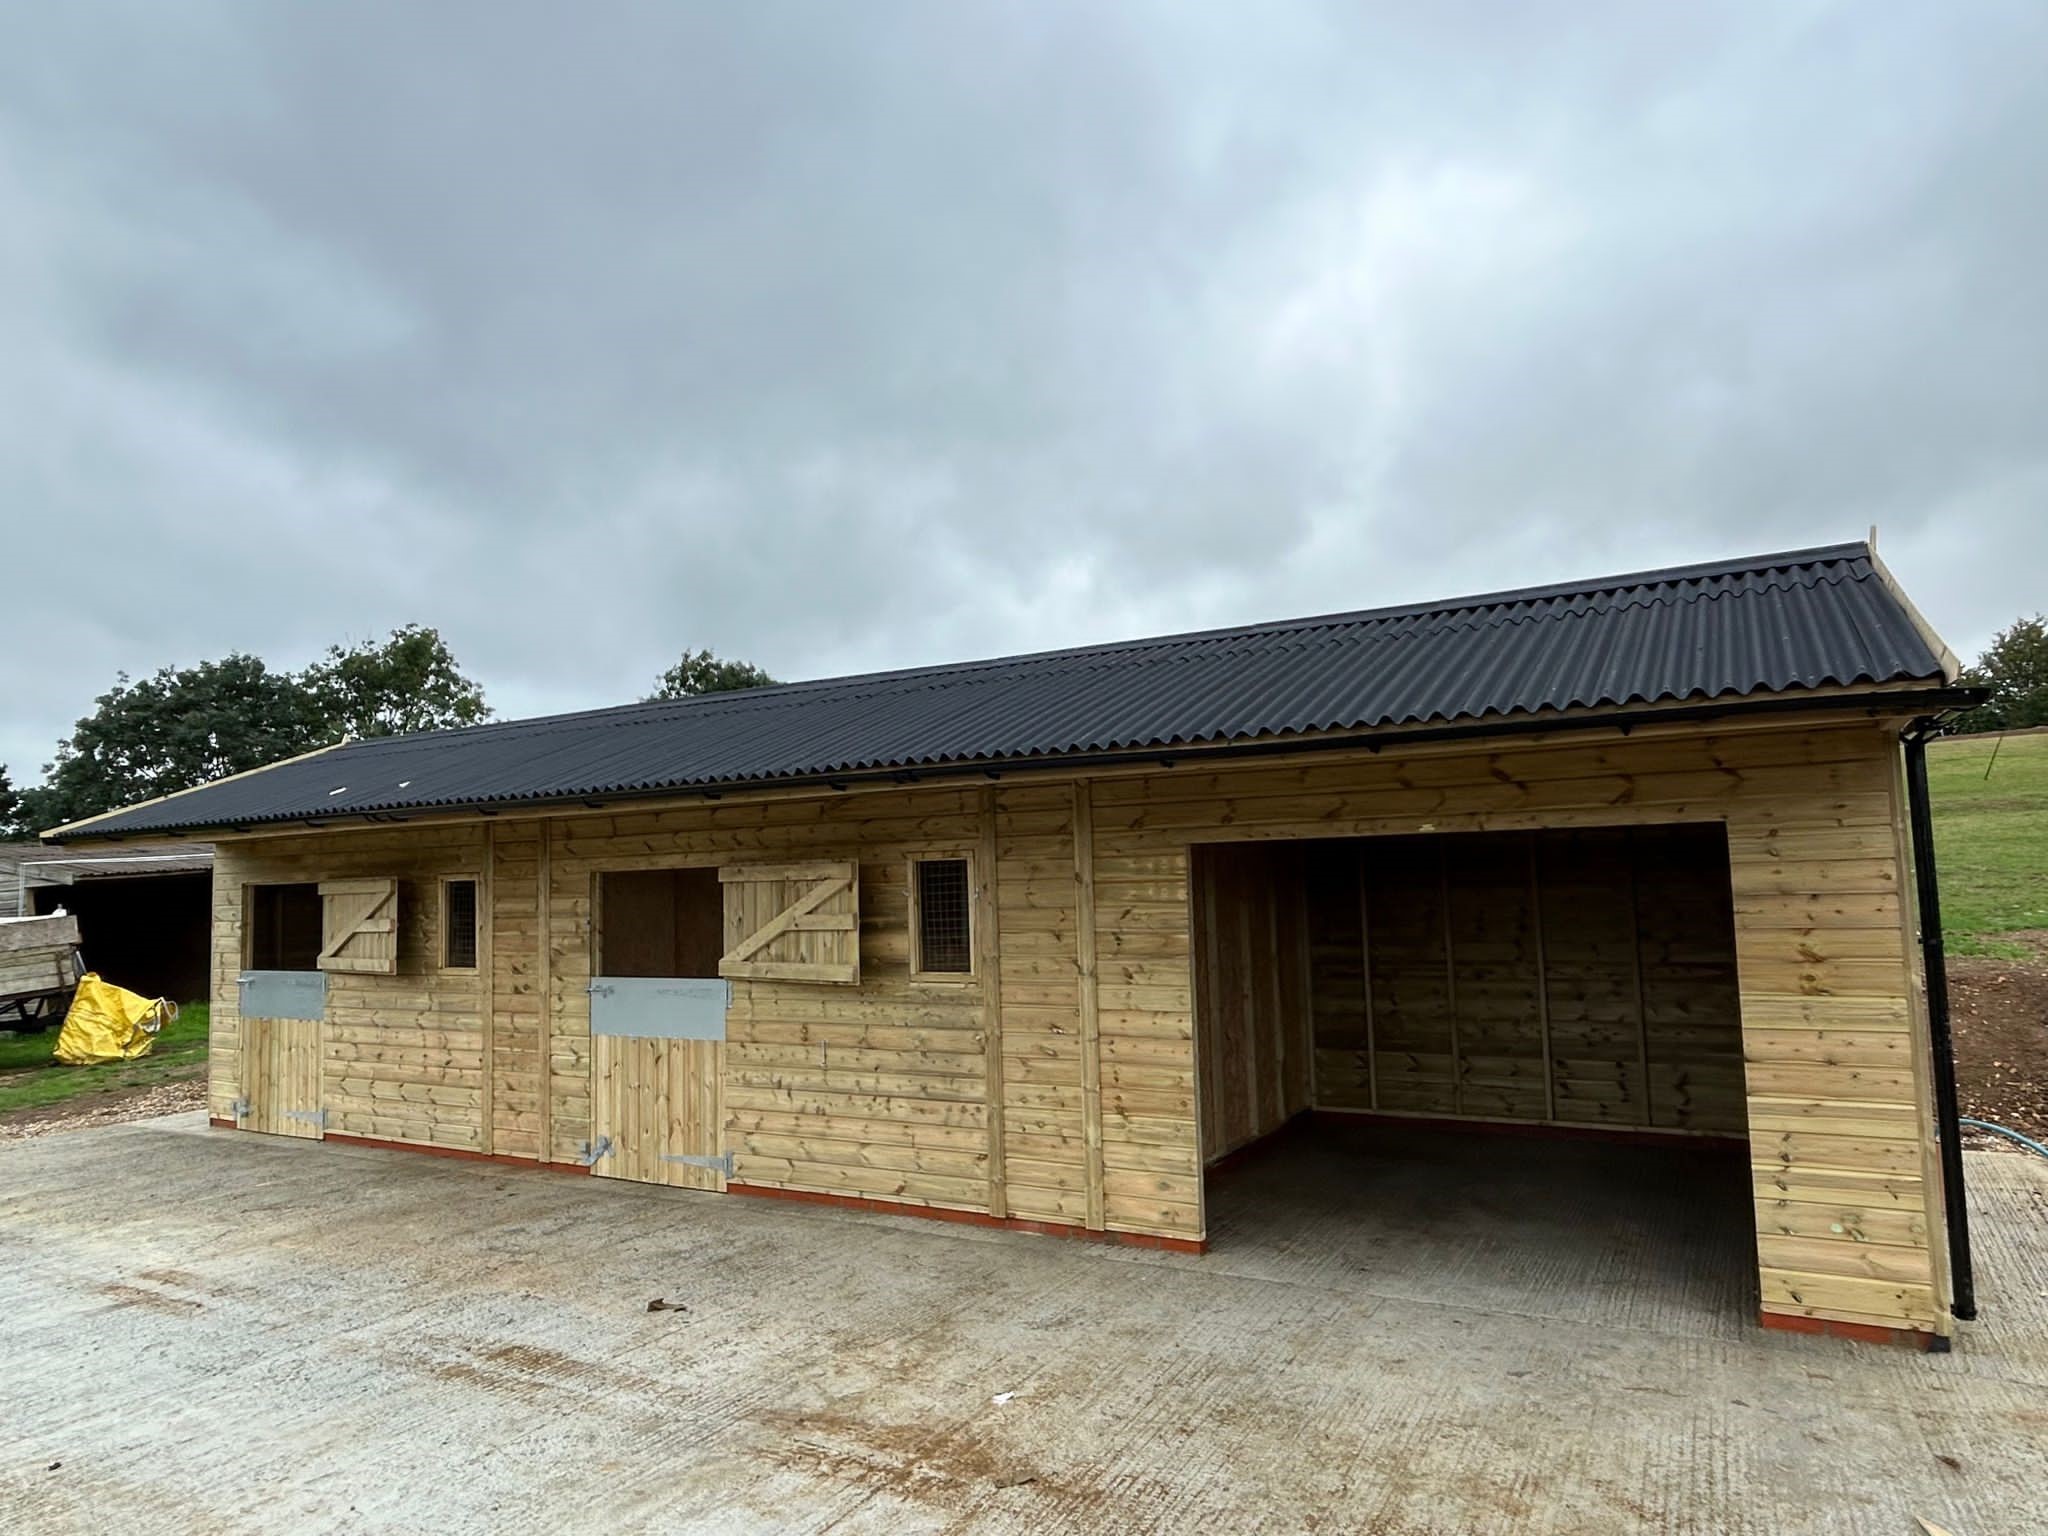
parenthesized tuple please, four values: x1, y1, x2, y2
(317, 878, 399, 975)
(718, 861, 859, 984)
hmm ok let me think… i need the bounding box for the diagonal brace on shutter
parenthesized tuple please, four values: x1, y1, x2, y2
(722, 875, 853, 964)
(318, 878, 399, 975)
(719, 860, 861, 984)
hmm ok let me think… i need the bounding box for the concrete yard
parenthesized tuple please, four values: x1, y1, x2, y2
(3, 1117, 2044, 1534)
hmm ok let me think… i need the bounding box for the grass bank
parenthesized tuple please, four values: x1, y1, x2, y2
(0, 1001, 209, 1117)
(1926, 730, 2048, 957)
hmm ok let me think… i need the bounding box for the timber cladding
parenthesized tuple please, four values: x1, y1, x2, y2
(208, 715, 1950, 1338)
(1220, 822, 1748, 1145)
(211, 824, 490, 1148)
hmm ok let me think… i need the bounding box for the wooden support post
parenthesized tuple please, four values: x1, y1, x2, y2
(1439, 841, 1461, 1115)
(1265, 856, 1285, 1130)
(1528, 832, 1556, 1123)
(1294, 853, 1315, 1114)
(1236, 868, 1258, 1140)
(1194, 848, 1220, 1162)
(479, 822, 496, 1157)
(1072, 781, 1105, 1231)
(536, 826, 554, 1164)
(977, 787, 1008, 1220)
(1358, 848, 1378, 1112)
(1626, 829, 1653, 1127)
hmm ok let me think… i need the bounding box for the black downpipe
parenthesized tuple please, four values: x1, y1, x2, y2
(1903, 724, 1975, 1321)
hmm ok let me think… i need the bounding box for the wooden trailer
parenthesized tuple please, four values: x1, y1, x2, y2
(45, 542, 1979, 1347)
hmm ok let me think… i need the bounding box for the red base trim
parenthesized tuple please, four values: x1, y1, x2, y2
(725, 1182, 1208, 1254)
(207, 1123, 1203, 1250)
(1758, 1309, 1944, 1350)
(1310, 1108, 1749, 1154)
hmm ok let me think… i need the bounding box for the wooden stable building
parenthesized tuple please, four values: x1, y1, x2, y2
(48, 543, 1981, 1347)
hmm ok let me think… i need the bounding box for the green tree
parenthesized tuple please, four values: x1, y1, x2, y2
(0, 764, 19, 840)
(12, 625, 493, 834)
(15, 654, 327, 834)
(302, 624, 491, 739)
(1952, 615, 2048, 735)
(649, 649, 780, 699)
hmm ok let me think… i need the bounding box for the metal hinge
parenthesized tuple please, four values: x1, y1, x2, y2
(283, 1108, 328, 1129)
(660, 1151, 735, 1176)
(588, 981, 614, 999)
(579, 1136, 614, 1166)
(230, 1097, 250, 1121)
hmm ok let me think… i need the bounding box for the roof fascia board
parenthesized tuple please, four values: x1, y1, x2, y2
(39, 741, 344, 843)
(1865, 539, 1963, 684)
(88, 684, 1970, 849)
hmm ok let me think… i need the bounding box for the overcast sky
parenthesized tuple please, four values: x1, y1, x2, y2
(3, 2, 2044, 782)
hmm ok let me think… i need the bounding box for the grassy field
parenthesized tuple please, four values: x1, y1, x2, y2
(0, 1001, 209, 1117)
(1926, 730, 2048, 957)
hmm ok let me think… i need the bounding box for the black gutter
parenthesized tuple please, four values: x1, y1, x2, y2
(45, 686, 1983, 845)
(1903, 721, 1975, 1321)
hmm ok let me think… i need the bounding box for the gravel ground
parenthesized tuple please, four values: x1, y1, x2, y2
(0, 1078, 207, 1144)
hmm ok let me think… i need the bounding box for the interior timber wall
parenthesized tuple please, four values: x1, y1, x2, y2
(1264, 825, 1746, 1133)
(204, 714, 1952, 1336)
(1192, 845, 1314, 1160)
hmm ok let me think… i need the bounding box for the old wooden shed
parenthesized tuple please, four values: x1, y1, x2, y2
(47, 542, 1980, 1346)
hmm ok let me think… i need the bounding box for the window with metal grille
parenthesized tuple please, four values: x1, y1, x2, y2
(443, 879, 479, 970)
(912, 857, 972, 975)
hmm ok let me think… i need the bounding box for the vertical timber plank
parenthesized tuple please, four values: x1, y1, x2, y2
(1073, 781, 1105, 1231)
(479, 823, 496, 1156)
(1529, 833, 1557, 1124)
(977, 786, 1008, 1219)
(1358, 851, 1378, 1112)
(1627, 830, 1653, 1128)
(1439, 841, 1461, 1116)
(537, 826, 554, 1163)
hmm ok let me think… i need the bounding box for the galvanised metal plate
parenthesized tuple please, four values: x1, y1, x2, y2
(589, 977, 730, 1040)
(239, 970, 327, 1021)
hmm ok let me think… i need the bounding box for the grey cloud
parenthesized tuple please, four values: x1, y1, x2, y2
(2, 1, 2043, 780)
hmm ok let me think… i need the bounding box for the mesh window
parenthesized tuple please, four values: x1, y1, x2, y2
(915, 858, 972, 974)
(444, 880, 479, 969)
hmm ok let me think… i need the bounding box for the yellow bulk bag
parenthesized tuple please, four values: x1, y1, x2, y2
(53, 974, 173, 1065)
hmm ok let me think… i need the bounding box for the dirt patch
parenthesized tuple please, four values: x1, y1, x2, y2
(0, 1078, 207, 1142)
(94, 1282, 203, 1316)
(1950, 937, 2048, 1147)
(756, 1409, 1054, 1512)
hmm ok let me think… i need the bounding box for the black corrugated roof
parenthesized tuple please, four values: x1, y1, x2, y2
(49, 542, 1952, 841)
